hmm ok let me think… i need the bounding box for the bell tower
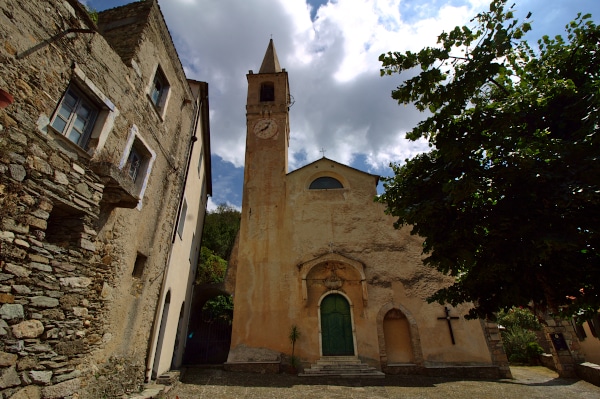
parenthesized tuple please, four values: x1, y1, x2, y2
(243, 38, 291, 211)
(228, 40, 293, 363)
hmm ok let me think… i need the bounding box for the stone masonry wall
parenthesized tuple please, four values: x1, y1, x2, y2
(0, 125, 106, 399)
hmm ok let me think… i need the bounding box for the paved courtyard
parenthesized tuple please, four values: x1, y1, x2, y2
(163, 366, 600, 399)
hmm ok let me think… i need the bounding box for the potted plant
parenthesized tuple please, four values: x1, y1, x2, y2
(289, 325, 301, 373)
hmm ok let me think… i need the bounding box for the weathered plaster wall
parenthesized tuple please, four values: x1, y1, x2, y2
(577, 321, 600, 365)
(284, 160, 493, 367)
(229, 155, 496, 373)
(0, 0, 199, 397)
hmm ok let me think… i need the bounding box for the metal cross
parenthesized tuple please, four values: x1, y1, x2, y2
(320, 148, 326, 158)
(438, 306, 460, 345)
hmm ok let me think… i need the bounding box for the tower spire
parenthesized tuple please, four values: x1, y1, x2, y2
(259, 38, 282, 74)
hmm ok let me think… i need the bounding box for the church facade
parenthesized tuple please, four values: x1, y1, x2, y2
(225, 40, 510, 378)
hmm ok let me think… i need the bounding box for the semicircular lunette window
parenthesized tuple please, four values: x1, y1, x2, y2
(309, 176, 344, 189)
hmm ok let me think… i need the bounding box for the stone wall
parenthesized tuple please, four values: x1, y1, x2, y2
(0, 0, 198, 397)
(542, 317, 585, 378)
(480, 320, 512, 378)
(0, 125, 107, 398)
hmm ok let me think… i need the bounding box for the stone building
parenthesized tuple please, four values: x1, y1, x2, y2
(0, 0, 210, 397)
(225, 39, 511, 378)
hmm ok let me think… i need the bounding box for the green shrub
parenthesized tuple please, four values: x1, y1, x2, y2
(526, 341, 544, 360)
(503, 326, 537, 363)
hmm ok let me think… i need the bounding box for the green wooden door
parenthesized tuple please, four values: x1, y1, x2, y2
(320, 294, 354, 356)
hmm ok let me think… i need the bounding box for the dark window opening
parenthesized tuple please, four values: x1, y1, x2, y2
(132, 253, 148, 278)
(46, 202, 87, 247)
(150, 67, 169, 110)
(260, 82, 275, 102)
(309, 176, 344, 189)
(125, 137, 152, 186)
(127, 147, 142, 182)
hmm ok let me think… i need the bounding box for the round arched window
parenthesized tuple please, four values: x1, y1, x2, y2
(309, 176, 343, 189)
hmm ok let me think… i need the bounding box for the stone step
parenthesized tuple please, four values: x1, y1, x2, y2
(299, 370, 385, 378)
(316, 357, 362, 365)
(300, 357, 385, 378)
(312, 364, 374, 370)
(302, 368, 383, 374)
(316, 360, 366, 365)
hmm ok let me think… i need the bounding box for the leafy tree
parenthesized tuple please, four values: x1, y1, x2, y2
(196, 203, 240, 284)
(379, 0, 599, 319)
(201, 203, 241, 260)
(497, 307, 542, 331)
(196, 246, 228, 285)
(195, 204, 240, 319)
(202, 294, 233, 324)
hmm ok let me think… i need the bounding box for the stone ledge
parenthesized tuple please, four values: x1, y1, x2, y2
(223, 361, 280, 374)
(383, 363, 420, 375)
(576, 362, 600, 387)
(424, 365, 502, 379)
(89, 162, 139, 208)
(383, 364, 503, 379)
(540, 353, 555, 370)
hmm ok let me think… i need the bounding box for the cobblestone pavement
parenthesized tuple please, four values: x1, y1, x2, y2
(163, 366, 600, 399)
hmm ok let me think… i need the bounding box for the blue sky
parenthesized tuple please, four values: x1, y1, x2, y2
(82, 0, 600, 210)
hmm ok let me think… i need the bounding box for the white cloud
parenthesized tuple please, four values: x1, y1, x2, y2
(89, 0, 600, 206)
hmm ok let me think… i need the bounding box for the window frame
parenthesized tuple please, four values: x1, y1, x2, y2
(148, 65, 171, 118)
(45, 65, 119, 157)
(309, 176, 344, 190)
(50, 85, 99, 149)
(119, 125, 156, 209)
(177, 198, 188, 239)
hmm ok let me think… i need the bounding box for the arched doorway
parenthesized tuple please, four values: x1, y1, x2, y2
(152, 291, 171, 378)
(320, 294, 354, 356)
(183, 285, 233, 364)
(383, 308, 414, 363)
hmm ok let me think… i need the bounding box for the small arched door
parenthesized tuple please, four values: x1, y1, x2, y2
(383, 308, 414, 363)
(320, 294, 354, 356)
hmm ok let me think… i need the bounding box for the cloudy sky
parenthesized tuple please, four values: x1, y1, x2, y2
(83, 0, 600, 210)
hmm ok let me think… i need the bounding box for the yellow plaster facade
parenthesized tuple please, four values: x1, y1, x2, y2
(227, 40, 509, 377)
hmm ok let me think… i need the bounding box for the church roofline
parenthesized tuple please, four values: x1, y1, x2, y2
(288, 156, 380, 186)
(258, 38, 282, 73)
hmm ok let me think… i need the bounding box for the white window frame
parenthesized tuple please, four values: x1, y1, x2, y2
(50, 85, 98, 148)
(46, 64, 119, 157)
(119, 125, 156, 210)
(147, 65, 170, 119)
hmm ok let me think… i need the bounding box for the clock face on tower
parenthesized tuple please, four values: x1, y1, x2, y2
(253, 118, 278, 139)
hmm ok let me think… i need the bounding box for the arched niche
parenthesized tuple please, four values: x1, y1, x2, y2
(298, 252, 368, 305)
(376, 302, 424, 366)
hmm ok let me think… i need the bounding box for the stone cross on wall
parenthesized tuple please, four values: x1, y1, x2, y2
(438, 306, 460, 345)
